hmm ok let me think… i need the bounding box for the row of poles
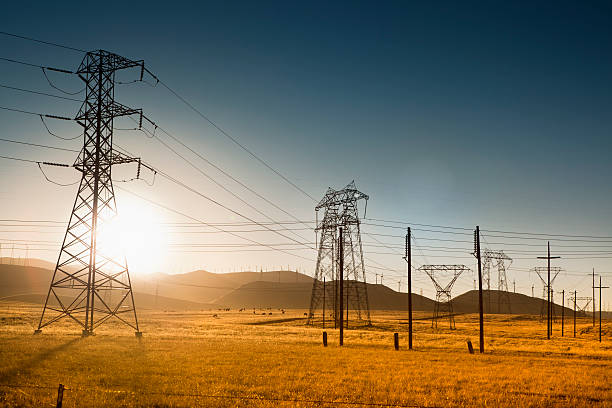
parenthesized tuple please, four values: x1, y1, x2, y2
(329, 225, 608, 349)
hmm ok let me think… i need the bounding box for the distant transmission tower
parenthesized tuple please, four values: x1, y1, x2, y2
(533, 266, 562, 321)
(482, 249, 513, 313)
(420, 265, 469, 329)
(35, 50, 153, 336)
(569, 295, 592, 316)
(307, 181, 371, 327)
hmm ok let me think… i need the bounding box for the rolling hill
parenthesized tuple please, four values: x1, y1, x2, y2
(0, 261, 589, 316)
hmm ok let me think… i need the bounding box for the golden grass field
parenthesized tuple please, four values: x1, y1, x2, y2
(0, 302, 610, 407)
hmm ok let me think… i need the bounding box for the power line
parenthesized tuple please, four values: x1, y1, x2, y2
(0, 137, 79, 153)
(131, 119, 399, 278)
(0, 31, 86, 53)
(0, 83, 81, 102)
(116, 185, 316, 263)
(0, 56, 73, 73)
(133, 115, 316, 234)
(0, 155, 40, 164)
(154, 78, 317, 201)
(113, 145, 316, 253)
(365, 216, 612, 240)
(0, 105, 72, 120)
(129, 119, 313, 247)
(0, 219, 65, 224)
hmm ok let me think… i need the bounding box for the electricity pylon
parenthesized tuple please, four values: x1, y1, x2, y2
(307, 181, 371, 327)
(420, 265, 470, 329)
(569, 296, 592, 316)
(482, 249, 513, 313)
(35, 50, 153, 336)
(533, 266, 562, 321)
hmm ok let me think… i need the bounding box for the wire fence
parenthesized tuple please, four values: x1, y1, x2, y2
(0, 383, 440, 408)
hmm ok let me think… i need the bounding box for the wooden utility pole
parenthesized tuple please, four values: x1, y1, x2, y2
(322, 277, 325, 329)
(593, 268, 596, 327)
(403, 227, 413, 350)
(561, 289, 565, 337)
(346, 278, 349, 330)
(573, 290, 577, 338)
(538, 242, 560, 340)
(339, 227, 344, 346)
(474, 226, 484, 353)
(595, 277, 609, 343)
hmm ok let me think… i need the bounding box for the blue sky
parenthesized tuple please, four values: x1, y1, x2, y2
(0, 1, 611, 300)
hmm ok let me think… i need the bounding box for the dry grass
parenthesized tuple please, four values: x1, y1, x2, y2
(0, 302, 610, 407)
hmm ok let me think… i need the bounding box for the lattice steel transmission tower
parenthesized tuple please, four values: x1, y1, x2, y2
(35, 50, 153, 336)
(482, 249, 513, 313)
(569, 295, 592, 316)
(533, 267, 562, 321)
(420, 265, 470, 329)
(307, 181, 371, 327)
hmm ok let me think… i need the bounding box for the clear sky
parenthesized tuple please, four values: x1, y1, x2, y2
(0, 1, 611, 302)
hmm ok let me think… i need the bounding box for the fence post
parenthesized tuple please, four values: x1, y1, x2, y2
(323, 331, 328, 347)
(394, 332, 399, 350)
(56, 383, 64, 408)
(467, 340, 474, 354)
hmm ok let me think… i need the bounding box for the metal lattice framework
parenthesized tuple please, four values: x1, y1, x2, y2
(420, 265, 470, 329)
(533, 266, 562, 321)
(307, 181, 371, 326)
(36, 50, 150, 336)
(482, 249, 513, 313)
(569, 296, 593, 315)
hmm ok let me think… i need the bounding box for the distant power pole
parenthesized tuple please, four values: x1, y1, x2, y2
(573, 290, 577, 338)
(532, 285, 534, 298)
(473, 226, 484, 353)
(537, 242, 560, 340)
(594, 277, 609, 342)
(339, 227, 344, 346)
(322, 277, 325, 329)
(561, 289, 565, 337)
(593, 268, 596, 327)
(403, 227, 413, 350)
(513, 280, 516, 293)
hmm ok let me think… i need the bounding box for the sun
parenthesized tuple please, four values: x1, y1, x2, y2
(97, 198, 166, 276)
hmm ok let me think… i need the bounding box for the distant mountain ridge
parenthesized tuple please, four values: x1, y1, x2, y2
(0, 261, 584, 316)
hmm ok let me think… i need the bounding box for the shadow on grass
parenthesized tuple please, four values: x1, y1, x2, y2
(0, 337, 81, 383)
(244, 317, 307, 325)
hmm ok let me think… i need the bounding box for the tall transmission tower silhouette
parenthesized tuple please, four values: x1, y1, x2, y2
(35, 50, 153, 336)
(482, 249, 512, 313)
(307, 181, 371, 327)
(420, 265, 469, 329)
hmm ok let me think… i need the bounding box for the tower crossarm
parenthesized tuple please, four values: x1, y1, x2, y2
(533, 267, 562, 286)
(419, 265, 469, 293)
(482, 249, 512, 262)
(315, 181, 368, 211)
(76, 49, 144, 76)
